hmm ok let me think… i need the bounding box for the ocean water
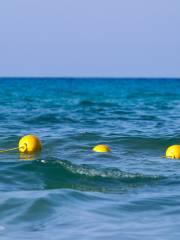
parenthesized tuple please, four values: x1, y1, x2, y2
(0, 78, 180, 240)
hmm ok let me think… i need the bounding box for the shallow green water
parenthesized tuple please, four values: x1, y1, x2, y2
(0, 78, 180, 239)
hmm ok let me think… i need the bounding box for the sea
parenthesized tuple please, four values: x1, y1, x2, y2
(0, 78, 180, 240)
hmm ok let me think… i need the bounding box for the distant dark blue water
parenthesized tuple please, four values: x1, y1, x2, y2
(0, 78, 180, 240)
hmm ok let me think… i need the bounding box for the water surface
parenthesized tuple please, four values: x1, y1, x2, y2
(0, 78, 180, 239)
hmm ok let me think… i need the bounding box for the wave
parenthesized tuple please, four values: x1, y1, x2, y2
(22, 114, 76, 125)
(2, 159, 163, 193)
(50, 159, 161, 180)
(78, 100, 117, 108)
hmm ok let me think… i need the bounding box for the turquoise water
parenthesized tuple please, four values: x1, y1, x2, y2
(0, 78, 180, 239)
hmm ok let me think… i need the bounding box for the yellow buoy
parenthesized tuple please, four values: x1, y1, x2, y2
(19, 135, 42, 153)
(92, 144, 111, 153)
(166, 145, 180, 159)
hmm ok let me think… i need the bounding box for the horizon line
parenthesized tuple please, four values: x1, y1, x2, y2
(0, 76, 180, 80)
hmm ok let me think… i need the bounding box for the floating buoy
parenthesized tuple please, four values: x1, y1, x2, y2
(19, 135, 42, 153)
(92, 144, 111, 153)
(0, 134, 42, 154)
(166, 145, 180, 159)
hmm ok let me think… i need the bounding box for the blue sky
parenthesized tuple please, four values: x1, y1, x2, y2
(0, 0, 179, 77)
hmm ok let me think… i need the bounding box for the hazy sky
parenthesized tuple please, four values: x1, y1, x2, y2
(0, 0, 179, 77)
